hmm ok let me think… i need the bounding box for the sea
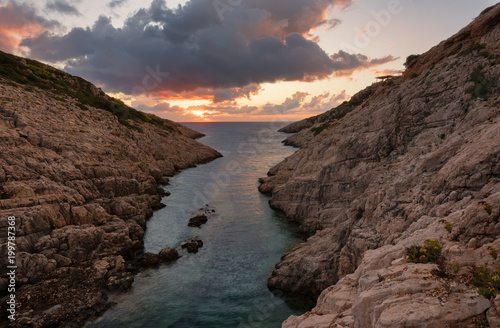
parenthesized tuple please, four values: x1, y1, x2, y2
(86, 122, 311, 328)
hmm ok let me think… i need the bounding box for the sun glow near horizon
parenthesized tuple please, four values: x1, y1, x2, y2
(2, 0, 496, 122)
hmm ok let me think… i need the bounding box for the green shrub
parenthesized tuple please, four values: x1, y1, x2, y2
(450, 262, 460, 274)
(406, 239, 443, 263)
(491, 248, 499, 260)
(27, 64, 55, 81)
(311, 123, 330, 136)
(444, 221, 454, 233)
(118, 118, 142, 132)
(409, 73, 419, 79)
(481, 5, 495, 15)
(0, 50, 173, 133)
(479, 51, 494, 60)
(76, 103, 88, 111)
(404, 54, 421, 67)
(471, 266, 500, 299)
(484, 203, 494, 215)
(459, 42, 486, 57)
(466, 68, 494, 100)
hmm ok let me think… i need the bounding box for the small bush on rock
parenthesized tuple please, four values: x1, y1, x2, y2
(406, 239, 443, 263)
(471, 266, 500, 299)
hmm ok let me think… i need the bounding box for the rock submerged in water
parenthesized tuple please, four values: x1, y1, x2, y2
(187, 205, 216, 227)
(181, 239, 204, 253)
(188, 214, 208, 227)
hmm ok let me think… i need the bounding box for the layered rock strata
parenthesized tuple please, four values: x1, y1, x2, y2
(0, 53, 221, 327)
(260, 4, 500, 327)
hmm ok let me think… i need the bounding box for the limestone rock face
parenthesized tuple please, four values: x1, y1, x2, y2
(0, 51, 221, 327)
(259, 4, 500, 327)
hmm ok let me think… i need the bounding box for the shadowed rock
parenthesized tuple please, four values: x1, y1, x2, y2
(180, 239, 204, 254)
(188, 214, 208, 227)
(159, 247, 179, 262)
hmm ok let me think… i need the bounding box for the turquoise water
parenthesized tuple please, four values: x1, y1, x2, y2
(87, 122, 308, 328)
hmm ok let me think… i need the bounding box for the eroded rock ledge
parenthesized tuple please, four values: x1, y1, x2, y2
(260, 4, 500, 327)
(0, 55, 221, 327)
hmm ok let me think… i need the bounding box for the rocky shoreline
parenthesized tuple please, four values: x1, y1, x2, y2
(0, 56, 221, 327)
(260, 4, 500, 327)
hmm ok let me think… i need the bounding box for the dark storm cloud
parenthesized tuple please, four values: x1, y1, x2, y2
(45, 0, 81, 16)
(108, 0, 127, 8)
(21, 0, 393, 99)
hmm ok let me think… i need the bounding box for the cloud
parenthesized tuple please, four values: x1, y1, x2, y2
(0, 1, 60, 53)
(135, 102, 197, 122)
(259, 91, 309, 115)
(135, 100, 259, 122)
(326, 18, 342, 30)
(371, 68, 404, 77)
(136, 88, 349, 121)
(45, 0, 81, 16)
(302, 91, 347, 111)
(201, 104, 259, 115)
(154, 84, 263, 103)
(19, 0, 396, 101)
(329, 90, 348, 104)
(257, 89, 348, 116)
(108, 0, 127, 8)
(331, 50, 398, 77)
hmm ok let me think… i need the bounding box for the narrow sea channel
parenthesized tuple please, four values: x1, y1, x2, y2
(87, 122, 309, 328)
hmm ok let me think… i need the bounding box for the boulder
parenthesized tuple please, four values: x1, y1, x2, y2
(181, 239, 204, 254)
(141, 253, 161, 267)
(188, 214, 208, 227)
(159, 247, 179, 262)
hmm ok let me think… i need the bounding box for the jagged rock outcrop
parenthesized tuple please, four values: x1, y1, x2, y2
(260, 4, 500, 327)
(0, 51, 221, 327)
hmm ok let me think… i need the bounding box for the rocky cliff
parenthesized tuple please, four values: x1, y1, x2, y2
(260, 4, 500, 327)
(0, 51, 221, 327)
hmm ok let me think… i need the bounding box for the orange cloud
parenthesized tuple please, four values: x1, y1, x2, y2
(149, 84, 263, 104)
(0, 2, 57, 53)
(370, 68, 404, 77)
(135, 88, 348, 122)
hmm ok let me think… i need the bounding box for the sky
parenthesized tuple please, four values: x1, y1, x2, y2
(0, 0, 497, 122)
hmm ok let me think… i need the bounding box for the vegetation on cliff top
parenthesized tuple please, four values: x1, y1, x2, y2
(0, 50, 174, 133)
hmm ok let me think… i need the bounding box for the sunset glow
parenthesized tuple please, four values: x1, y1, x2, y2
(0, 0, 496, 122)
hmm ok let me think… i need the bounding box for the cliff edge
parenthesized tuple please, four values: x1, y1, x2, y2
(260, 4, 500, 327)
(0, 51, 221, 327)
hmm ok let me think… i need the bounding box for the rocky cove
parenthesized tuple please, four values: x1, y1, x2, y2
(0, 3, 499, 328)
